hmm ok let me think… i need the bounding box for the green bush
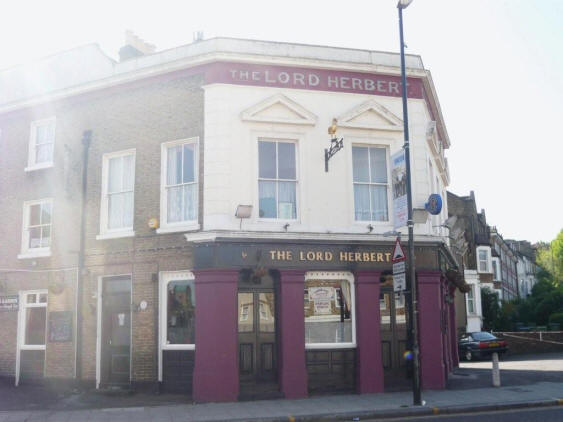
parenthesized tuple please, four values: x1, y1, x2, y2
(548, 312, 563, 329)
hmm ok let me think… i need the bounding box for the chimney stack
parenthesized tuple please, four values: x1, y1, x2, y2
(119, 30, 156, 62)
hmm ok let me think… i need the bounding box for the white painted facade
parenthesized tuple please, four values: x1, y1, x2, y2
(201, 67, 449, 237)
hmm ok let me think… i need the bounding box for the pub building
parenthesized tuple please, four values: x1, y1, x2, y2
(0, 36, 463, 402)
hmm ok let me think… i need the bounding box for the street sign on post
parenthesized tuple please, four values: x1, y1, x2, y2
(392, 237, 406, 292)
(392, 237, 406, 263)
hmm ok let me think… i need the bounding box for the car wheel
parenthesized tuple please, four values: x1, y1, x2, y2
(465, 350, 473, 361)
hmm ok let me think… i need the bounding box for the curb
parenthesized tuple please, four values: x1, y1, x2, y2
(216, 398, 563, 422)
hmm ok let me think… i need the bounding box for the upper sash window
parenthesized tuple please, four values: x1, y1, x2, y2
(258, 140, 297, 220)
(27, 118, 56, 170)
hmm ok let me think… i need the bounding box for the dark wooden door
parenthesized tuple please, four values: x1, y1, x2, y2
(238, 290, 277, 392)
(380, 288, 409, 391)
(101, 277, 131, 386)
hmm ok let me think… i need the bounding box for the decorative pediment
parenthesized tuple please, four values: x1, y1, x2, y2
(241, 93, 317, 125)
(337, 99, 403, 131)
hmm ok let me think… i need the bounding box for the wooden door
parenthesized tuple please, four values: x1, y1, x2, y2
(380, 288, 409, 391)
(238, 290, 277, 389)
(101, 277, 131, 386)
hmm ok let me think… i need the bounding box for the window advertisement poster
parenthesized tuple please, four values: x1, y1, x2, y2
(309, 286, 333, 315)
(391, 150, 407, 229)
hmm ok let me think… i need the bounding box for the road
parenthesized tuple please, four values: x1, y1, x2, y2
(365, 406, 563, 421)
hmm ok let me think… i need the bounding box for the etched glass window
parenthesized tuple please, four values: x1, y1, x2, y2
(166, 280, 195, 344)
(305, 279, 353, 345)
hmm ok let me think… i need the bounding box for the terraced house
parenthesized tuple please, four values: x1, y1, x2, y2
(0, 35, 462, 402)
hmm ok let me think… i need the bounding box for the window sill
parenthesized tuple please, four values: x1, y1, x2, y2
(96, 230, 135, 240)
(156, 223, 200, 234)
(305, 343, 357, 350)
(18, 250, 51, 259)
(24, 163, 54, 172)
(161, 344, 195, 351)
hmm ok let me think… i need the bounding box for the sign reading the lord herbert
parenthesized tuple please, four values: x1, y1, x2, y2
(194, 242, 395, 270)
(205, 62, 425, 99)
(0, 295, 18, 311)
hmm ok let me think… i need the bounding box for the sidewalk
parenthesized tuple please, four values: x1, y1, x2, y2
(1, 381, 562, 422)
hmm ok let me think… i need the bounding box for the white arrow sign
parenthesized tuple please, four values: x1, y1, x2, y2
(393, 272, 406, 292)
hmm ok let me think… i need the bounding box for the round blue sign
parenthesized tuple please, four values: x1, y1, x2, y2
(425, 194, 442, 215)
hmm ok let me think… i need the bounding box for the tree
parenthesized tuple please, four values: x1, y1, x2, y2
(537, 229, 563, 287)
(481, 287, 501, 330)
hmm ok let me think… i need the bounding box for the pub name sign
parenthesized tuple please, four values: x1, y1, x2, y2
(267, 249, 391, 263)
(194, 242, 396, 270)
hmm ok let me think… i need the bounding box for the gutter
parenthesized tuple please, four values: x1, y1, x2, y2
(76, 129, 92, 384)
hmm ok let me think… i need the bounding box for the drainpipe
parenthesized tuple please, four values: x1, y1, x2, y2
(76, 130, 92, 385)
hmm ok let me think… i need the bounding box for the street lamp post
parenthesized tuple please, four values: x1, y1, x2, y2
(397, 0, 422, 406)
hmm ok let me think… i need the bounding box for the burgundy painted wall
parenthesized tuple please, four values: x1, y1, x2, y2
(417, 270, 446, 390)
(355, 270, 384, 393)
(449, 284, 460, 367)
(192, 269, 239, 402)
(278, 270, 308, 399)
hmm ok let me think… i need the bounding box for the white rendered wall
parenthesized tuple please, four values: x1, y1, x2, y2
(203, 83, 446, 236)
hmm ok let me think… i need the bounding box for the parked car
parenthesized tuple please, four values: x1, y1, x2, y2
(459, 332, 508, 361)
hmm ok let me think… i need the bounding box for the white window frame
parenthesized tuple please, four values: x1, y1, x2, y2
(257, 138, 299, 222)
(157, 138, 199, 234)
(15, 290, 48, 386)
(25, 117, 56, 172)
(492, 257, 501, 281)
(18, 198, 53, 259)
(466, 286, 475, 315)
(97, 149, 136, 240)
(304, 271, 356, 350)
(476, 246, 491, 273)
(158, 270, 195, 382)
(351, 144, 390, 224)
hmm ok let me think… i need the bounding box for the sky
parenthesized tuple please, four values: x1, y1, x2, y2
(2, 0, 562, 243)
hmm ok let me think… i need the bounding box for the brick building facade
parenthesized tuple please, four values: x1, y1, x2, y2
(1, 36, 462, 401)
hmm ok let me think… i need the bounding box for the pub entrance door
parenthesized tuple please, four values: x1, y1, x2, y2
(237, 288, 278, 399)
(379, 287, 410, 391)
(100, 276, 131, 387)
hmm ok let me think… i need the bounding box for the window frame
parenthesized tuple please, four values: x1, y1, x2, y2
(97, 149, 136, 240)
(18, 290, 48, 350)
(466, 286, 475, 315)
(159, 271, 196, 352)
(158, 137, 200, 233)
(351, 144, 390, 224)
(304, 271, 356, 350)
(26, 117, 56, 172)
(257, 138, 299, 222)
(18, 198, 53, 259)
(476, 246, 491, 273)
(492, 257, 501, 281)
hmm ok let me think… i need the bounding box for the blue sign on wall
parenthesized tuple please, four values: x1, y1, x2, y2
(425, 194, 442, 215)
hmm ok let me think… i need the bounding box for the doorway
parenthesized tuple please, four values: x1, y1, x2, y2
(16, 290, 48, 386)
(237, 288, 278, 399)
(99, 276, 131, 387)
(380, 288, 409, 391)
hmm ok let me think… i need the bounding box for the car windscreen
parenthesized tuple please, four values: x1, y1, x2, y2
(471, 332, 496, 341)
